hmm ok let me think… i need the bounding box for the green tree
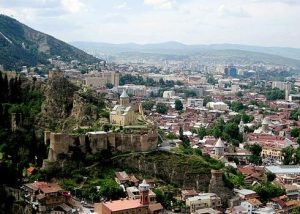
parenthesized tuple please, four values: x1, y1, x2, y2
(294, 147, 300, 164)
(99, 179, 125, 200)
(290, 108, 300, 121)
(265, 88, 285, 100)
(207, 75, 217, 85)
(197, 127, 206, 140)
(175, 99, 183, 111)
(203, 96, 212, 106)
(166, 132, 178, 140)
(245, 144, 262, 165)
(266, 172, 276, 182)
(282, 146, 294, 165)
(105, 83, 114, 89)
(179, 127, 190, 149)
(236, 91, 243, 97)
(291, 128, 300, 138)
(230, 101, 245, 112)
(142, 101, 155, 111)
(156, 103, 168, 114)
(253, 182, 285, 203)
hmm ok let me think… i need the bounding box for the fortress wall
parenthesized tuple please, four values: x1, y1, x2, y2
(78, 135, 86, 153)
(87, 133, 108, 153)
(50, 133, 72, 154)
(47, 128, 158, 161)
(44, 131, 51, 145)
(107, 133, 116, 150)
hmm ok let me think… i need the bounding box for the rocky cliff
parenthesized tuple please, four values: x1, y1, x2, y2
(39, 72, 107, 132)
(113, 152, 217, 191)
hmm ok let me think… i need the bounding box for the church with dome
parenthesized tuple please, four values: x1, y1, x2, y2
(109, 90, 145, 126)
(110, 90, 143, 126)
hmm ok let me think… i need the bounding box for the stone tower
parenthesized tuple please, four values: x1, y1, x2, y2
(214, 138, 225, 157)
(139, 180, 150, 205)
(209, 170, 233, 206)
(120, 89, 129, 106)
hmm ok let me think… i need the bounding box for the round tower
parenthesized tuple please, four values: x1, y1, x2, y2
(139, 179, 150, 205)
(120, 89, 129, 106)
(214, 138, 225, 157)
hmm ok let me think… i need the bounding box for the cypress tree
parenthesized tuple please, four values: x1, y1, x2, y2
(0, 72, 3, 103)
(3, 74, 8, 103)
(0, 104, 3, 128)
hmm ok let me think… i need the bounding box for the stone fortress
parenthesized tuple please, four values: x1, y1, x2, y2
(45, 90, 158, 162)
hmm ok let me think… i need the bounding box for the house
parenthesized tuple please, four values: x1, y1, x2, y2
(186, 193, 222, 213)
(226, 205, 248, 214)
(234, 189, 259, 200)
(126, 186, 157, 203)
(95, 180, 163, 214)
(241, 198, 262, 214)
(194, 208, 222, 214)
(22, 182, 71, 213)
(115, 171, 139, 187)
(181, 189, 199, 200)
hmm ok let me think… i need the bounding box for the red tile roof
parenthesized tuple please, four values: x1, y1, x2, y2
(103, 199, 144, 211)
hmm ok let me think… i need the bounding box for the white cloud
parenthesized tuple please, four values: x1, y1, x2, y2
(218, 4, 251, 18)
(0, 0, 299, 48)
(144, 0, 175, 10)
(0, 8, 18, 17)
(61, 0, 86, 13)
(114, 2, 128, 10)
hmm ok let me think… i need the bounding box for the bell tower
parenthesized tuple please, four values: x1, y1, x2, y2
(120, 89, 129, 106)
(139, 180, 150, 205)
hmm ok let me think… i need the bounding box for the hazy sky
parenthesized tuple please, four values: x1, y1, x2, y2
(0, 0, 299, 47)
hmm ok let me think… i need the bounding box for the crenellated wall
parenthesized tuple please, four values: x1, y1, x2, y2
(45, 128, 158, 162)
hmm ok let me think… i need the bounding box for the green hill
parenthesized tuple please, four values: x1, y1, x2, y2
(0, 15, 100, 70)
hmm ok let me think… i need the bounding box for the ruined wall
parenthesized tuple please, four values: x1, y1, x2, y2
(46, 128, 158, 162)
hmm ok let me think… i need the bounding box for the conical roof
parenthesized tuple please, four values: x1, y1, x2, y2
(215, 138, 224, 148)
(120, 89, 129, 98)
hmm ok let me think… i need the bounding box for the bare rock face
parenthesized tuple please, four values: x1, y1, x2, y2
(113, 152, 213, 191)
(70, 92, 99, 126)
(40, 73, 78, 129)
(39, 72, 107, 132)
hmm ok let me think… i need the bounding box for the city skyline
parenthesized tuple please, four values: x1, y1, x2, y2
(0, 0, 300, 48)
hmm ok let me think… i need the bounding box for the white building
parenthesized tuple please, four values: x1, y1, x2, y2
(116, 84, 147, 97)
(206, 102, 229, 111)
(272, 81, 286, 91)
(163, 91, 175, 99)
(241, 199, 262, 214)
(187, 98, 204, 107)
(186, 193, 222, 213)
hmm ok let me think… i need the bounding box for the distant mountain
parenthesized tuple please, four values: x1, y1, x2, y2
(0, 15, 100, 70)
(208, 44, 300, 61)
(71, 41, 300, 68)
